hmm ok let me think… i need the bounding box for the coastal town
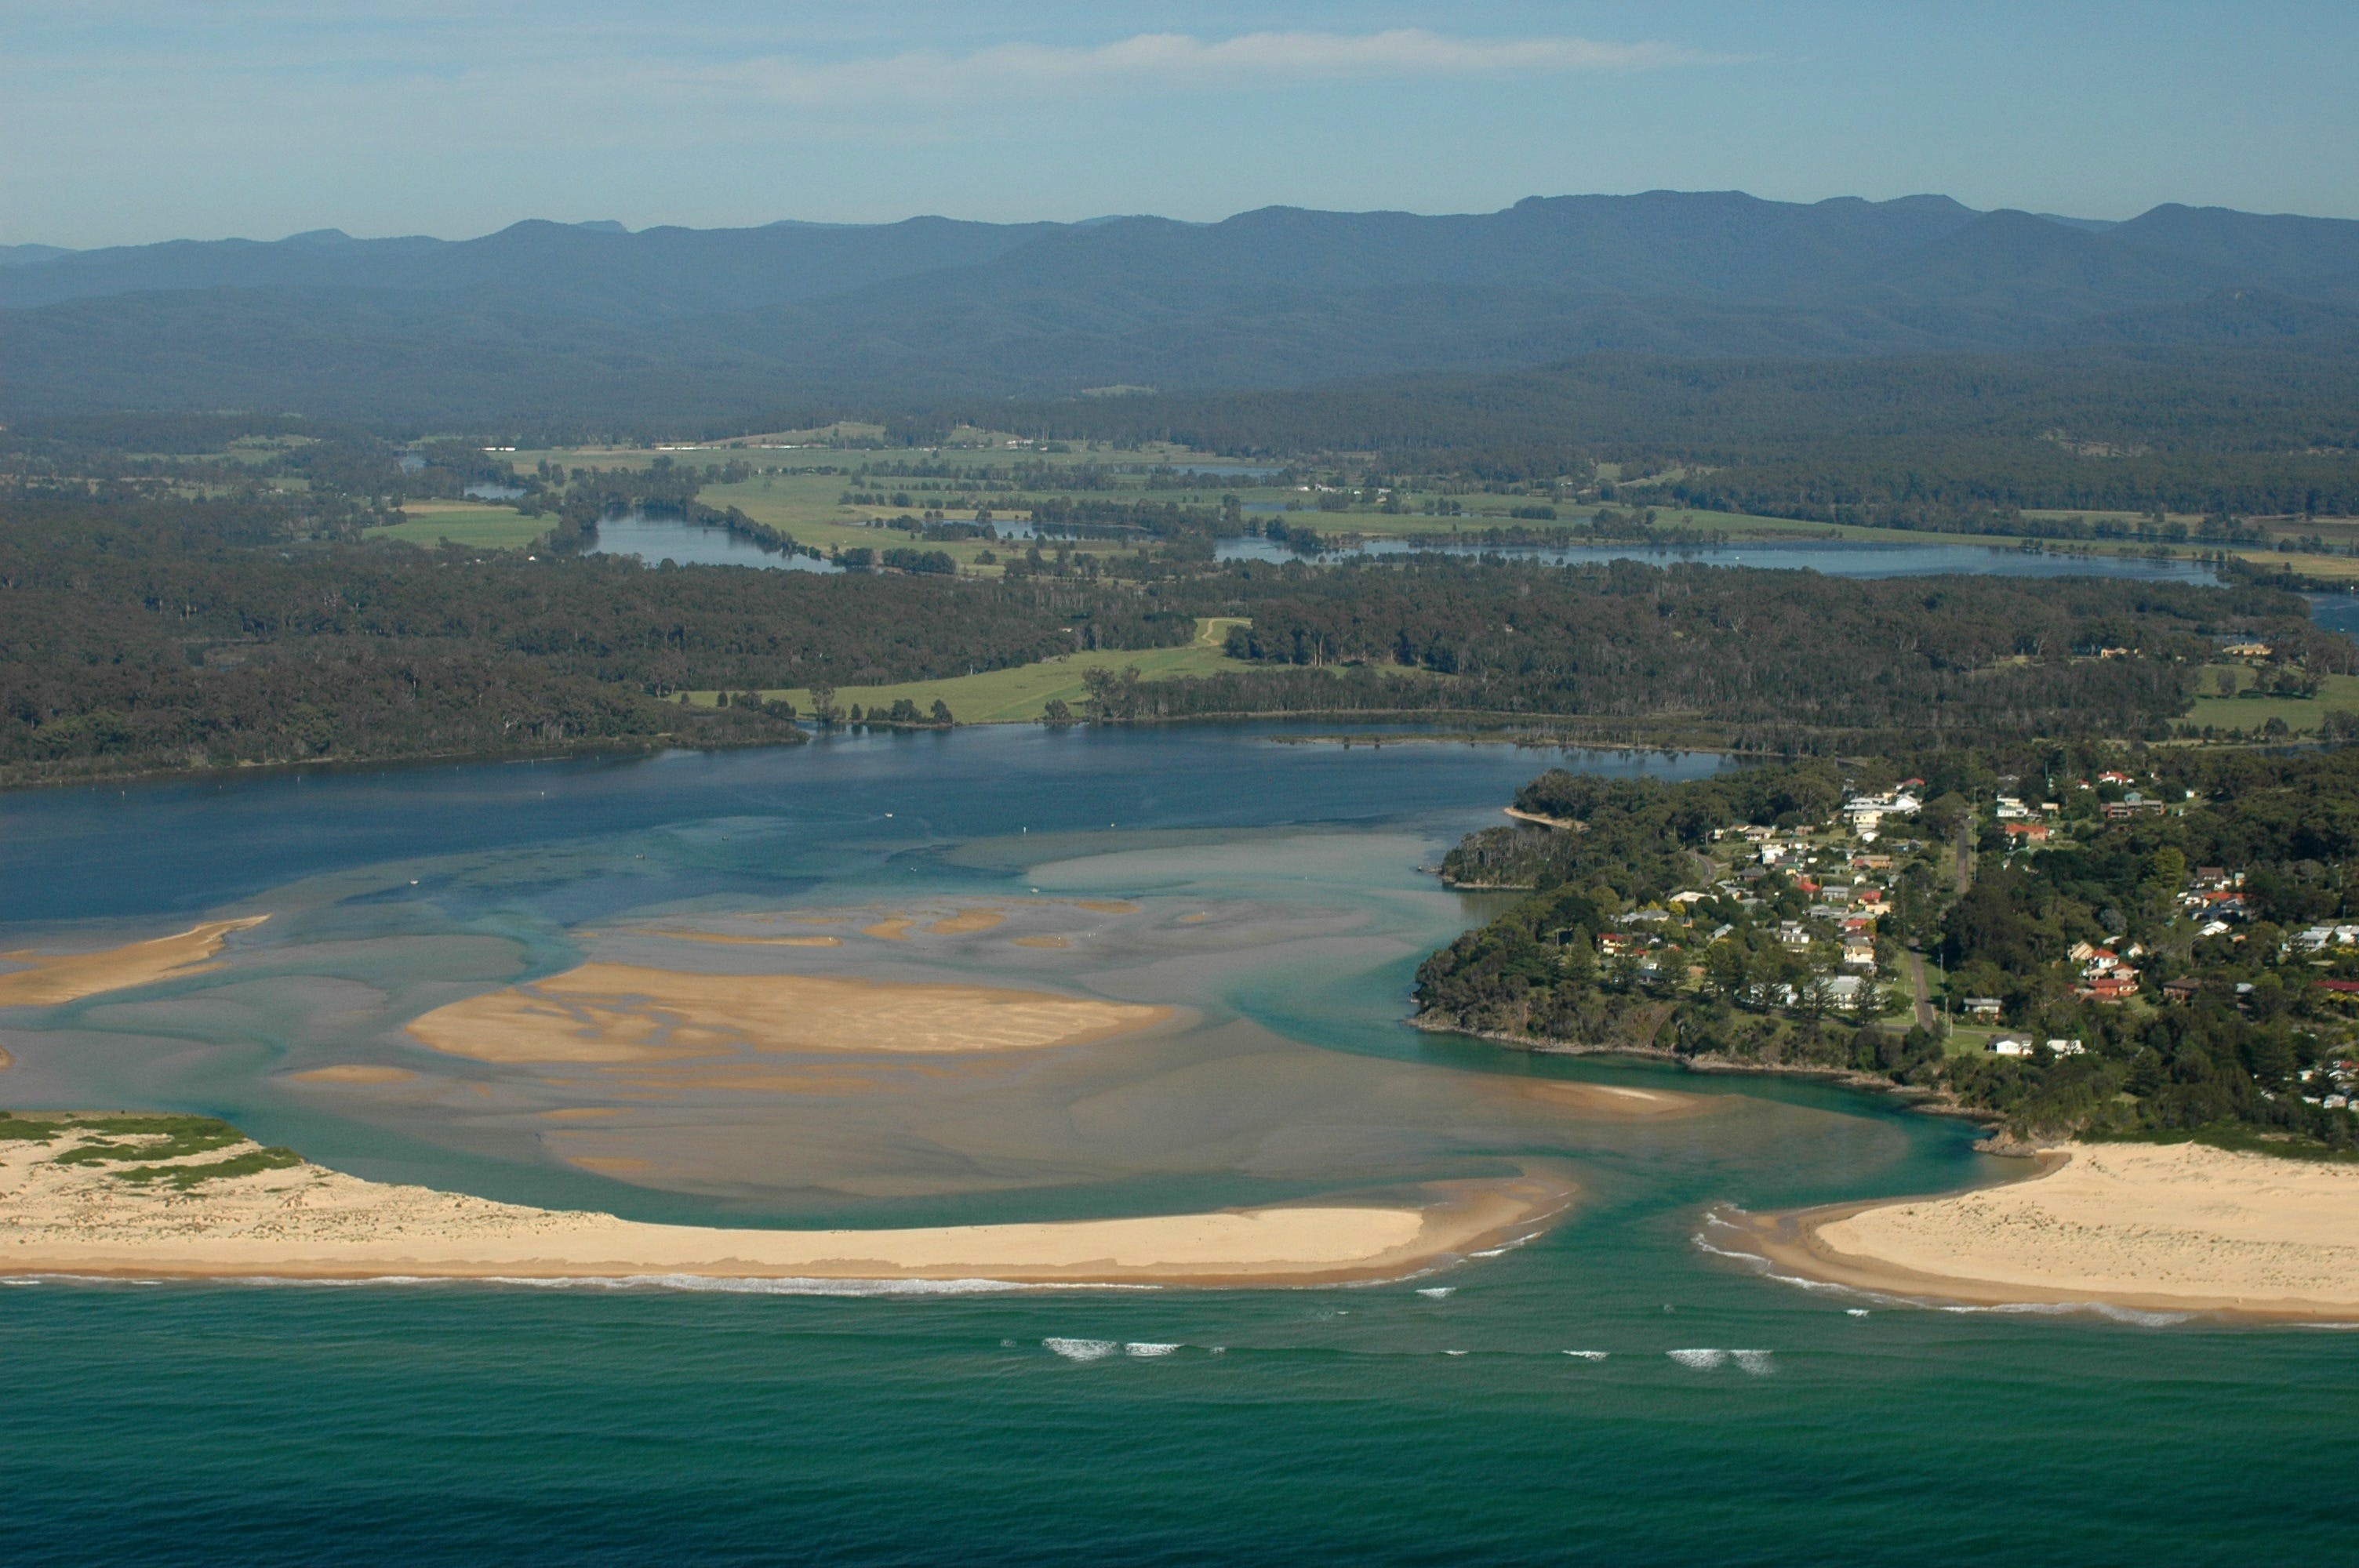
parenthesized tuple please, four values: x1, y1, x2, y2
(1423, 746, 2359, 1151)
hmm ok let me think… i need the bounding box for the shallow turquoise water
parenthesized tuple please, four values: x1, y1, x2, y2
(2, 727, 2352, 1566)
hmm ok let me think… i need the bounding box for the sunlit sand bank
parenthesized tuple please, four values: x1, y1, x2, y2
(1510, 1079, 1718, 1120)
(1723, 1142, 2359, 1319)
(287, 1065, 417, 1086)
(0, 1115, 1572, 1287)
(0, 918, 267, 1010)
(407, 962, 1175, 1063)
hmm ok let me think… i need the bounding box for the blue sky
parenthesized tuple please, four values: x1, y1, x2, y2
(6, 2, 2354, 246)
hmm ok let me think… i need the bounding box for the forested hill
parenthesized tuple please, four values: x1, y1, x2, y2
(9, 192, 2359, 422)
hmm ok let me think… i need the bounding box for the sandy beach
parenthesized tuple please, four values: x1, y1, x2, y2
(407, 962, 1175, 1064)
(0, 1113, 1572, 1287)
(1726, 1141, 2359, 1319)
(0, 917, 267, 1009)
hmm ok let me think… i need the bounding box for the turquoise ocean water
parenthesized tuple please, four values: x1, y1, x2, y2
(2, 725, 2353, 1566)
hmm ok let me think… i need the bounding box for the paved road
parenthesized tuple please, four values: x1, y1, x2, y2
(1906, 948, 1936, 1030)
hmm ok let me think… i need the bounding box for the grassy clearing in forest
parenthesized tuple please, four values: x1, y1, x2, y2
(370, 502, 547, 550)
(696, 618, 1260, 724)
(2183, 665, 2359, 735)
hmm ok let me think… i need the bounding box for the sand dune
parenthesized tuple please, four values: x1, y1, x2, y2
(1728, 1141, 2359, 1319)
(0, 1116, 1572, 1287)
(407, 962, 1173, 1063)
(0, 917, 267, 1009)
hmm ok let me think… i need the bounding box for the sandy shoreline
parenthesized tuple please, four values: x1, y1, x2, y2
(0, 1114, 1572, 1287)
(1721, 1141, 2359, 1320)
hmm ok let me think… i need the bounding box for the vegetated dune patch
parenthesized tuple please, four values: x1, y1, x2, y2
(0, 917, 268, 1008)
(405, 962, 1174, 1065)
(1725, 1140, 2359, 1320)
(0, 1113, 1576, 1287)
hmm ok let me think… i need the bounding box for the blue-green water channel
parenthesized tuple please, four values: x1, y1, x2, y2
(1, 726, 2350, 1566)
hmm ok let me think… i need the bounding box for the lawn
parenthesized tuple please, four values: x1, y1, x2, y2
(369, 502, 547, 550)
(2184, 665, 2359, 735)
(700, 618, 1262, 724)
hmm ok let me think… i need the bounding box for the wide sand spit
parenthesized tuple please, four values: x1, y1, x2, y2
(0, 917, 268, 1012)
(1722, 1141, 2359, 1320)
(0, 1116, 1573, 1287)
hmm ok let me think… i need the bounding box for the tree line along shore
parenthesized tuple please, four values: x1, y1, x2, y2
(5, 412, 2354, 788)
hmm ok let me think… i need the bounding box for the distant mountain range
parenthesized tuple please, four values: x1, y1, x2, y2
(6, 192, 2358, 426)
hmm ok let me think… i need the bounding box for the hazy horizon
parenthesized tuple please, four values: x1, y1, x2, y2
(7, 2, 2356, 249)
(15, 188, 2351, 256)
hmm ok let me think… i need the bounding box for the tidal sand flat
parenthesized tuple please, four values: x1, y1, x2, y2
(0, 1112, 1572, 1287)
(1729, 1141, 2359, 1319)
(0, 917, 268, 1011)
(407, 962, 1175, 1063)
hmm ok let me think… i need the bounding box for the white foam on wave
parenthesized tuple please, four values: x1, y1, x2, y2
(1938, 1300, 2195, 1328)
(1125, 1341, 1179, 1358)
(1666, 1348, 1728, 1370)
(1845, 1308, 1870, 1318)
(1562, 1350, 1608, 1361)
(1442, 1349, 1469, 1356)
(1689, 1229, 1913, 1308)
(1731, 1349, 1775, 1375)
(1044, 1337, 1119, 1362)
(1416, 1287, 1456, 1299)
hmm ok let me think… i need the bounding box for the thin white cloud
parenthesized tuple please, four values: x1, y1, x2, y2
(712, 29, 1730, 106)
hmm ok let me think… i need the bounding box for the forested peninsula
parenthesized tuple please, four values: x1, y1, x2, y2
(1416, 746, 2359, 1153)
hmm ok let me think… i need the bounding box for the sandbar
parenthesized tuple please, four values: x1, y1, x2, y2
(928, 909, 1005, 935)
(638, 931, 843, 948)
(1510, 1079, 1715, 1120)
(0, 1116, 1572, 1287)
(0, 917, 267, 1008)
(1725, 1141, 2359, 1319)
(287, 1065, 417, 1086)
(407, 962, 1173, 1063)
